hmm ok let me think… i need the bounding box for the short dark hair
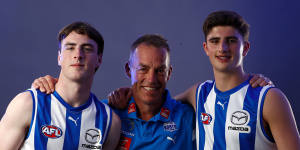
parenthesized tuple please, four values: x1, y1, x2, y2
(58, 21, 104, 54)
(203, 10, 250, 41)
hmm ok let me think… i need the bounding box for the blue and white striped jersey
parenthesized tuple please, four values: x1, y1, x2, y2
(196, 78, 277, 150)
(21, 89, 112, 150)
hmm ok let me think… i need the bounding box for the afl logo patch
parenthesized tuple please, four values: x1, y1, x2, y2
(200, 113, 212, 125)
(41, 125, 63, 138)
(85, 129, 102, 144)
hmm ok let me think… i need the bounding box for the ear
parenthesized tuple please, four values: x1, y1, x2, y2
(203, 42, 209, 56)
(94, 54, 102, 72)
(125, 62, 131, 78)
(97, 54, 102, 67)
(166, 65, 173, 81)
(242, 41, 250, 56)
(58, 50, 62, 66)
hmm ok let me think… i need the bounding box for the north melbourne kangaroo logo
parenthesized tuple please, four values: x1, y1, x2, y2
(217, 101, 227, 110)
(68, 116, 80, 126)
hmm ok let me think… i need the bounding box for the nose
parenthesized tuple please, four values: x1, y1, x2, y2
(146, 69, 158, 83)
(73, 48, 84, 60)
(219, 41, 229, 52)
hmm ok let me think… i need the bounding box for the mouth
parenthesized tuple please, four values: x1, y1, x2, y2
(70, 63, 84, 67)
(216, 55, 231, 62)
(143, 87, 158, 91)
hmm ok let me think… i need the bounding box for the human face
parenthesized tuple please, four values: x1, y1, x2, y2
(58, 31, 101, 81)
(203, 26, 250, 73)
(126, 44, 172, 105)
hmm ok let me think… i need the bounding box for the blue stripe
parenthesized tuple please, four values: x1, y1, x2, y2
(63, 111, 82, 150)
(197, 81, 214, 150)
(24, 90, 35, 140)
(213, 96, 228, 150)
(34, 90, 52, 149)
(239, 86, 261, 150)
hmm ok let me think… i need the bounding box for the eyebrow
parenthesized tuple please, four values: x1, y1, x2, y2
(81, 43, 94, 48)
(226, 36, 238, 39)
(64, 42, 76, 46)
(208, 37, 220, 41)
(63, 43, 94, 48)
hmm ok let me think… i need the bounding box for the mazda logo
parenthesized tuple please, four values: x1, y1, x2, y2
(85, 129, 102, 144)
(231, 111, 249, 125)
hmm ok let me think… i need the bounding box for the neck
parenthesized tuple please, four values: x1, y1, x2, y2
(213, 67, 249, 92)
(134, 96, 165, 121)
(55, 74, 93, 107)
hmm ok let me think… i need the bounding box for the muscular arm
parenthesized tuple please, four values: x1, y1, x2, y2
(0, 92, 33, 150)
(174, 83, 199, 111)
(103, 111, 121, 150)
(263, 88, 300, 150)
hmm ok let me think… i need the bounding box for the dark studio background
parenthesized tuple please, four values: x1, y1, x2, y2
(1, 0, 299, 130)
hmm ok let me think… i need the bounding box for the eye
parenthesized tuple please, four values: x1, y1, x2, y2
(137, 67, 148, 73)
(157, 67, 167, 75)
(227, 38, 238, 44)
(82, 46, 94, 52)
(65, 46, 74, 50)
(209, 38, 219, 44)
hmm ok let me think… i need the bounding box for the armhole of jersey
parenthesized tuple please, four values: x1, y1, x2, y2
(195, 84, 201, 111)
(102, 103, 112, 144)
(259, 86, 275, 143)
(24, 89, 36, 140)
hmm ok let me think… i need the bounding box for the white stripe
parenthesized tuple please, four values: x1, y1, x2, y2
(255, 85, 277, 150)
(225, 85, 249, 150)
(196, 81, 212, 150)
(196, 84, 201, 150)
(21, 89, 38, 150)
(47, 94, 66, 149)
(102, 103, 111, 143)
(203, 84, 216, 150)
(78, 99, 97, 150)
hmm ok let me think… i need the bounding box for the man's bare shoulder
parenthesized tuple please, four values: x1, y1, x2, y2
(1, 91, 33, 126)
(263, 87, 300, 149)
(0, 91, 33, 149)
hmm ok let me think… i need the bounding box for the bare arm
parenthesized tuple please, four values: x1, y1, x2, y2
(103, 111, 121, 150)
(0, 92, 33, 150)
(263, 88, 300, 150)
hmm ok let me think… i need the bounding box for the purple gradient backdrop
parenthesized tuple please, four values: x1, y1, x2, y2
(1, 0, 299, 130)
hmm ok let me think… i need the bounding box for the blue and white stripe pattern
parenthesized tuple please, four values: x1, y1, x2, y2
(196, 79, 277, 150)
(21, 89, 112, 150)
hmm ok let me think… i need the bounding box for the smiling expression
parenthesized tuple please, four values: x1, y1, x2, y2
(203, 26, 249, 73)
(126, 44, 172, 105)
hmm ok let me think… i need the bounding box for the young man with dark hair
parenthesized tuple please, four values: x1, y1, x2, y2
(176, 10, 300, 150)
(0, 22, 120, 150)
